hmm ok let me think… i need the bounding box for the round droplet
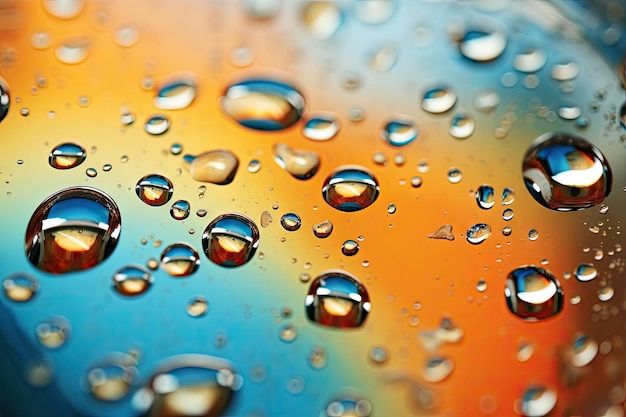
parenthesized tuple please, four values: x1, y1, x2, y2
(513, 48, 546, 73)
(519, 386, 557, 417)
(131, 355, 241, 417)
(273, 143, 320, 180)
(387, 203, 396, 214)
(85, 167, 97, 177)
(449, 113, 475, 139)
(49, 142, 86, 169)
(574, 263, 597, 282)
(144, 115, 171, 135)
(244, 0, 281, 19)
(568, 334, 598, 367)
(25, 187, 121, 274)
(422, 357, 454, 383)
(457, 27, 507, 62)
(523, 133, 612, 211)
(220, 78, 304, 131)
(313, 220, 333, 238)
(505, 266, 563, 321)
(280, 212, 302, 232)
(305, 270, 371, 328)
(501, 187, 515, 205)
(183, 150, 239, 185)
(135, 174, 174, 206)
(87, 354, 138, 402)
(54, 38, 89, 64)
(0, 76, 9, 123)
(466, 223, 491, 244)
(301, 1, 343, 40)
(279, 324, 298, 343)
(43, 0, 85, 19)
(476, 279, 487, 292)
(551, 61, 580, 81)
(447, 168, 463, 184)
(3, 274, 39, 302)
(308, 345, 328, 370)
(475, 185, 495, 209)
(502, 226, 512, 236)
(322, 166, 379, 212)
(369, 347, 387, 364)
(341, 240, 360, 256)
(112, 265, 154, 297)
(154, 76, 197, 110)
(355, 0, 395, 24)
(36, 317, 71, 349)
(31, 31, 52, 50)
(202, 213, 260, 267)
(421, 86, 457, 114)
(114, 26, 140, 48)
(170, 143, 182, 156)
(528, 229, 539, 241)
(170, 200, 190, 220)
(187, 296, 209, 317)
(411, 176, 423, 188)
(160, 243, 201, 277)
(381, 119, 418, 146)
(302, 113, 340, 141)
(502, 208, 514, 221)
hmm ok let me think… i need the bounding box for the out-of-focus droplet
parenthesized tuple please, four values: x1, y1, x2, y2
(120, 109, 136, 126)
(278, 324, 298, 343)
(301, 1, 343, 40)
(183, 150, 239, 185)
(551, 61, 580, 81)
(3, 274, 39, 302)
(322, 166, 379, 212)
(370, 45, 398, 72)
(31, 32, 51, 50)
(574, 263, 597, 282)
(153, 76, 197, 110)
(87, 354, 138, 402)
(0, 76, 9, 123)
(519, 386, 557, 417)
(112, 265, 153, 297)
(341, 239, 359, 256)
(308, 345, 328, 369)
(54, 38, 89, 64)
(244, 0, 281, 19)
(220, 78, 304, 131)
(144, 115, 171, 135)
(428, 224, 454, 241)
(476, 278, 487, 292)
(475, 185, 495, 209)
(372, 152, 387, 166)
(302, 113, 340, 141)
(170, 200, 190, 220)
(313, 220, 333, 238)
(513, 48, 546, 73)
(229, 47, 255, 67)
(187, 296, 209, 317)
(113, 26, 140, 48)
(522, 132, 612, 211)
(501, 187, 515, 205)
(36, 316, 71, 349)
(135, 174, 174, 206)
(505, 266, 563, 321)
(598, 286, 614, 301)
(381, 119, 418, 146)
(411, 176, 423, 188)
(160, 243, 200, 277)
(131, 355, 241, 417)
(369, 347, 387, 364)
(25, 187, 121, 274)
(619, 102, 626, 129)
(421, 86, 457, 114)
(43, 0, 85, 19)
(457, 27, 507, 62)
(273, 143, 320, 180)
(449, 113, 475, 139)
(466, 223, 491, 244)
(202, 213, 260, 267)
(447, 168, 463, 184)
(567, 334, 598, 367)
(422, 357, 454, 383)
(517, 342, 534, 362)
(557, 102, 581, 120)
(49, 142, 86, 169)
(355, 0, 394, 24)
(323, 398, 372, 417)
(280, 212, 302, 231)
(473, 89, 499, 113)
(305, 270, 370, 328)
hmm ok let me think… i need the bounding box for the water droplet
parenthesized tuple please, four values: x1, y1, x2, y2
(280, 212, 302, 231)
(273, 143, 320, 180)
(43, 0, 84, 19)
(466, 223, 491, 244)
(36, 316, 71, 349)
(370, 45, 398, 72)
(135, 174, 174, 206)
(113, 26, 140, 48)
(517, 342, 534, 362)
(476, 279, 487, 292)
(202, 213, 260, 267)
(502, 226, 512, 236)
(154, 76, 197, 110)
(513, 48, 546, 73)
(131, 355, 241, 417)
(260, 210, 273, 228)
(348, 107, 365, 122)
(519, 386, 557, 417)
(183, 150, 239, 185)
(372, 152, 388, 166)
(3, 274, 39, 302)
(308, 345, 328, 369)
(620, 102, 626, 129)
(313, 220, 333, 238)
(475, 185, 495, 209)
(120, 109, 136, 126)
(86, 354, 138, 402)
(160, 243, 200, 277)
(324, 398, 372, 417)
(305, 270, 371, 328)
(112, 265, 154, 297)
(567, 334, 598, 367)
(369, 347, 387, 364)
(557, 102, 581, 120)
(411, 176, 423, 188)
(387, 204, 397, 215)
(322, 166, 379, 212)
(220, 78, 304, 131)
(229, 47, 255, 67)
(598, 286, 614, 302)
(341, 240, 360, 256)
(551, 61, 580, 81)
(244, 0, 281, 19)
(31, 31, 51, 50)
(501, 208, 514, 221)
(187, 296, 209, 317)
(421, 86, 457, 114)
(428, 224, 454, 241)
(522, 133, 612, 211)
(49, 142, 86, 169)
(449, 113, 475, 139)
(278, 323, 298, 343)
(170, 200, 190, 221)
(301, 114, 340, 141)
(457, 27, 507, 62)
(170, 143, 182, 156)
(20, 108, 29, 117)
(355, 0, 394, 24)
(422, 357, 454, 383)
(574, 263, 597, 282)
(85, 167, 97, 177)
(473, 89, 499, 113)
(54, 38, 89, 64)
(0, 77, 9, 123)
(301, 1, 343, 40)
(447, 168, 463, 184)
(381, 119, 418, 146)
(25, 187, 121, 274)
(528, 229, 539, 241)
(505, 266, 563, 321)
(501, 187, 515, 205)
(144, 115, 171, 135)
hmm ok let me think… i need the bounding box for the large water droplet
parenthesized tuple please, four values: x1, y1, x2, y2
(457, 28, 507, 62)
(519, 386, 557, 417)
(49, 142, 86, 169)
(567, 334, 598, 367)
(54, 38, 89, 64)
(144, 115, 171, 135)
(131, 355, 241, 417)
(183, 150, 239, 185)
(322, 166, 379, 212)
(449, 113, 475, 139)
(301, 1, 343, 40)
(0, 76, 9, 123)
(87, 353, 138, 402)
(3, 274, 39, 302)
(305, 270, 370, 328)
(220, 78, 305, 131)
(574, 263, 597, 282)
(25, 187, 121, 274)
(273, 143, 320, 180)
(160, 243, 201, 277)
(381, 119, 418, 146)
(422, 357, 454, 383)
(112, 265, 154, 297)
(522, 133, 612, 211)
(153, 76, 197, 110)
(170, 200, 191, 220)
(36, 316, 71, 349)
(421, 86, 457, 114)
(302, 113, 340, 141)
(466, 223, 491, 244)
(135, 174, 174, 206)
(475, 185, 495, 209)
(505, 266, 563, 321)
(43, 0, 85, 19)
(313, 220, 333, 238)
(202, 213, 260, 267)
(513, 48, 546, 73)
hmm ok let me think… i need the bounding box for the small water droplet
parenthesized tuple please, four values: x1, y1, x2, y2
(341, 240, 360, 256)
(421, 86, 457, 114)
(36, 316, 71, 349)
(301, 1, 343, 39)
(279, 324, 298, 343)
(135, 174, 174, 206)
(302, 113, 340, 141)
(154, 76, 197, 110)
(102, 164, 112, 172)
(449, 113, 475, 139)
(348, 107, 365, 122)
(476, 279, 487, 292)
(501, 187, 515, 205)
(369, 347, 387, 364)
(308, 345, 328, 369)
(387, 203, 396, 214)
(55, 38, 89, 64)
(501, 226, 512, 236)
(112, 265, 154, 297)
(322, 166, 379, 212)
(410, 176, 423, 188)
(260, 210, 273, 228)
(49, 142, 86, 169)
(513, 48, 546, 73)
(517, 342, 534, 362)
(501, 208, 514, 221)
(43, 0, 85, 19)
(85, 167, 97, 177)
(280, 212, 302, 231)
(87, 354, 138, 402)
(466, 223, 491, 244)
(518, 386, 557, 417)
(183, 150, 239, 185)
(187, 296, 209, 317)
(202, 213, 260, 267)
(372, 152, 388, 166)
(381, 119, 418, 146)
(146, 258, 158, 270)
(31, 31, 51, 50)
(170, 200, 190, 220)
(599, 204, 609, 214)
(568, 334, 598, 367)
(355, 0, 394, 24)
(473, 89, 499, 113)
(505, 266, 563, 321)
(446, 168, 463, 184)
(527, 229, 539, 241)
(20, 108, 29, 117)
(558, 102, 581, 120)
(370, 44, 398, 72)
(114, 26, 140, 48)
(170, 143, 182, 156)
(428, 224, 454, 241)
(273, 143, 320, 180)
(229, 47, 255, 67)
(246, 159, 262, 174)
(3, 274, 39, 302)
(144, 115, 171, 135)
(475, 185, 495, 209)
(551, 61, 580, 81)
(574, 263, 597, 282)
(120, 109, 136, 126)
(313, 220, 333, 238)
(160, 243, 200, 277)
(422, 357, 454, 382)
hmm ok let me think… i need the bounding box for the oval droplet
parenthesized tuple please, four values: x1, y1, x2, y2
(0, 76, 9, 123)
(370, 45, 398, 72)
(54, 38, 89, 64)
(513, 48, 546, 73)
(475, 185, 495, 209)
(519, 386, 557, 417)
(3, 274, 39, 302)
(528, 229, 539, 241)
(567, 334, 598, 367)
(183, 150, 239, 185)
(160, 243, 201, 277)
(447, 168, 463, 184)
(466, 223, 491, 244)
(170, 200, 191, 221)
(114, 26, 140, 48)
(112, 265, 154, 297)
(273, 143, 320, 180)
(341, 240, 360, 256)
(42, 0, 85, 19)
(557, 102, 581, 120)
(457, 28, 507, 62)
(49, 142, 86, 169)
(202, 213, 260, 267)
(135, 174, 174, 206)
(280, 212, 302, 232)
(36, 316, 72, 349)
(551, 61, 580, 81)
(505, 266, 563, 321)
(25, 187, 121, 274)
(220, 78, 304, 131)
(501, 187, 515, 205)
(87, 354, 139, 402)
(153, 76, 197, 110)
(301, 1, 343, 40)
(313, 220, 333, 238)
(144, 115, 171, 135)
(422, 357, 454, 383)
(187, 296, 209, 317)
(305, 270, 371, 328)
(381, 119, 418, 146)
(502, 208, 514, 221)
(247, 159, 262, 173)
(421, 86, 457, 114)
(302, 114, 340, 141)
(355, 0, 395, 24)
(322, 166, 379, 212)
(574, 263, 597, 282)
(323, 398, 372, 417)
(449, 113, 475, 139)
